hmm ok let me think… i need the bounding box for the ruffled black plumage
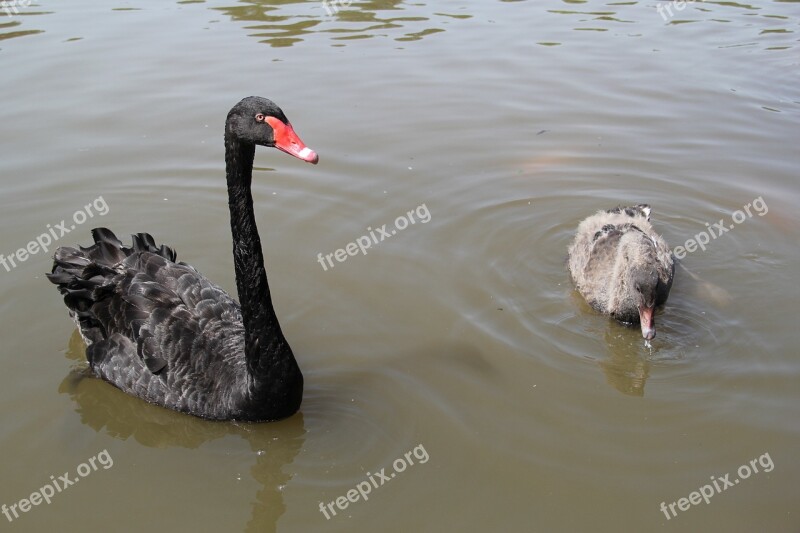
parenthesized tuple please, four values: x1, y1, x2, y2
(47, 228, 260, 419)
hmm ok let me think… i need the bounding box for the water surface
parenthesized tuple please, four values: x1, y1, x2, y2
(1, 1, 799, 531)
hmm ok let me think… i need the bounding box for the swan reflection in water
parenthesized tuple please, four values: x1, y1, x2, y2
(58, 330, 305, 532)
(595, 265, 732, 397)
(600, 324, 652, 397)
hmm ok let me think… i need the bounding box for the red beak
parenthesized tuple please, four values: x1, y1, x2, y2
(639, 305, 655, 340)
(265, 117, 318, 164)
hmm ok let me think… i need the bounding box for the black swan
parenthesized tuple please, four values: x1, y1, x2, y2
(47, 96, 317, 421)
(567, 205, 674, 340)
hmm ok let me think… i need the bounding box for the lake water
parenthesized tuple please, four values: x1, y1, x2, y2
(1, 1, 799, 531)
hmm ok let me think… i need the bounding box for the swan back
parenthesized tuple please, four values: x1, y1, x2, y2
(567, 205, 673, 337)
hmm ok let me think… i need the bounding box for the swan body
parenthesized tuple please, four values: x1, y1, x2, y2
(567, 205, 674, 339)
(48, 97, 317, 421)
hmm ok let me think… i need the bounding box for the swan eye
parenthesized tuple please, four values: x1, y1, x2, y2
(255, 114, 265, 122)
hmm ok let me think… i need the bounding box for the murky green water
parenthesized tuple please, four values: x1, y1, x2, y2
(1, 1, 799, 531)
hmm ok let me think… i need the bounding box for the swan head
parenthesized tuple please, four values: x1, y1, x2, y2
(630, 266, 659, 340)
(609, 229, 662, 340)
(227, 96, 318, 164)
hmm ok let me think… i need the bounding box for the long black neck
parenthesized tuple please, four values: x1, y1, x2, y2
(224, 133, 302, 419)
